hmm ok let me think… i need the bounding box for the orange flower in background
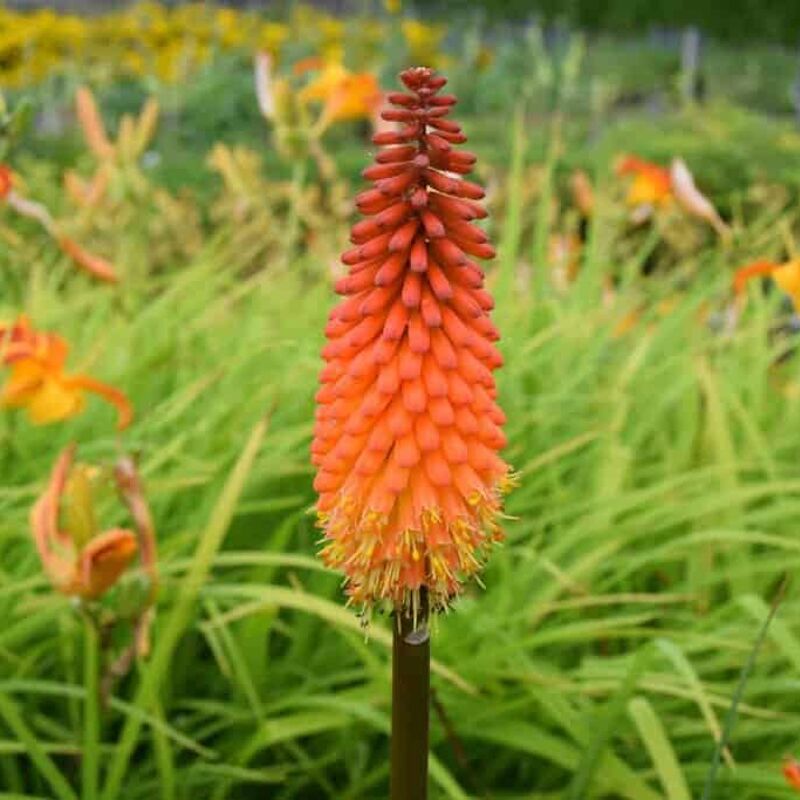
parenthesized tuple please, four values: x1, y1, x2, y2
(617, 155, 673, 209)
(298, 61, 383, 129)
(784, 757, 800, 791)
(0, 163, 119, 283)
(31, 445, 137, 600)
(0, 163, 13, 199)
(733, 259, 800, 312)
(312, 67, 512, 613)
(0, 315, 132, 429)
(617, 154, 729, 235)
(57, 236, 118, 284)
(31, 445, 157, 602)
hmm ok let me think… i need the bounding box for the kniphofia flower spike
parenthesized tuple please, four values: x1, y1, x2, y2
(0, 315, 132, 429)
(312, 67, 512, 614)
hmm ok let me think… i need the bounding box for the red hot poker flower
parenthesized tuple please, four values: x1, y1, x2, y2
(312, 67, 512, 613)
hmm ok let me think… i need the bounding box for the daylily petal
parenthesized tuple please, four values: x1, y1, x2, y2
(6, 192, 56, 233)
(771, 260, 800, 312)
(254, 51, 275, 119)
(57, 236, 119, 284)
(30, 445, 77, 591)
(68, 374, 134, 430)
(0, 359, 46, 406)
(733, 260, 779, 296)
(73, 528, 138, 600)
(670, 157, 730, 236)
(24, 375, 85, 425)
(115, 455, 158, 602)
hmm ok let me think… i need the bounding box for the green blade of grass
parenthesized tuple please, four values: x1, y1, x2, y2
(628, 695, 692, 800)
(0, 692, 77, 800)
(700, 577, 788, 800)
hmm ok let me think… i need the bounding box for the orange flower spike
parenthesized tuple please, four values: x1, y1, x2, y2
(617, 155, 673, 208)
(0, 316, 133, 430)
(313, 67, 512, 613)
(31, 445, 138, 600)
(784, 757, 800, 791)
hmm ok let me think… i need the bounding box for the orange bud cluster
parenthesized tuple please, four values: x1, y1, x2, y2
(312, 67, 512, 613)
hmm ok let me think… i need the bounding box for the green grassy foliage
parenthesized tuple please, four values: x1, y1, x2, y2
(3, 159, 800, 797)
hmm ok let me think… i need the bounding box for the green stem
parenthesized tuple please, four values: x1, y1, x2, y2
(82, 615, 100, 800)
(390, 594, 430, 800)
(284, 158, 308, 266)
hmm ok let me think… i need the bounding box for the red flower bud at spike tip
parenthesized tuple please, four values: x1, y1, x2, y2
(313, 67, 513, 615)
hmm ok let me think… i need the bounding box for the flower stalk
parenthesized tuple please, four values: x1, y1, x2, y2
(81, 614, 101, 800)
(391, 592, 431, 800)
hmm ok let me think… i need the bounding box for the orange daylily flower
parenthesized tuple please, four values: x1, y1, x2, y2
(31, 445, 138, 600)
(0, 316, 132, 429)
(733, 259, 800, 313)
(617, 155, 673, 209)
(298, 61, 383, 128)
(617, 154, 729, 235)
(313, 68, 512, 613)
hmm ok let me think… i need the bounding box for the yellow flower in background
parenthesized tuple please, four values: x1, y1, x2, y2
(0, 3, 460, 86)
(258, 22, 290, 56)
(401, 19, 446, 65)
